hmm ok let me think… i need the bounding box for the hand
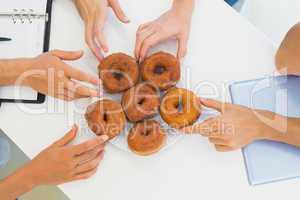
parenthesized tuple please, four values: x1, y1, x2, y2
(0, 125, 109, 199)
(74, 0, 129, 60)
(181, 98, 283, 152)
(135, 0, 194, 62)
(21, 50, 101, 101)
(24, 125, 109, 185)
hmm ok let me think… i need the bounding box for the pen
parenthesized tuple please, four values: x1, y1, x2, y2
(0, 37, 12, 42)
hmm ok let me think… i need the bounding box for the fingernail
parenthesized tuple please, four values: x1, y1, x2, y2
(103, 47, 109, 53)
(91, 89, 99, 97)
(139, 57, 143, 63)
(72, 124, 78, 129)
(76, 50, 84, 55)
(99, 135, 109, 142)
(124, 16, 130, 23)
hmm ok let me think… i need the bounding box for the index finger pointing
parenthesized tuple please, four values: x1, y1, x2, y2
(180, 117, 219, 136)
(71, 135, 109, 156)
(200, 98, 224, 113)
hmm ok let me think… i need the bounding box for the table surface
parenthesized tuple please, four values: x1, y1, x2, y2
(1, 0, 300, 199)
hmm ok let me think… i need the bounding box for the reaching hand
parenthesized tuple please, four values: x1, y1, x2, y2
(135, 1, 194, 62)
(22, 50, 100, 101)
(181, 98, 283, 152)
(74, 0, 129, 61)
(25, 125, 108, 185)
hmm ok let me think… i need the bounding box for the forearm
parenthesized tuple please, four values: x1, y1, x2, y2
(0, 58, 31, 86)
(172, 0, 195, 14)
(0, 164, 37, 200)
(264, 116, 300, 147)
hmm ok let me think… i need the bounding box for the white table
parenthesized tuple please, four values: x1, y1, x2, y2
(241, 0, 300, 45)
(1, 0, 300, 199)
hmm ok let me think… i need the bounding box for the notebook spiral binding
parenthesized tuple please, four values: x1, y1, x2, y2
(0, 9, 48, 24)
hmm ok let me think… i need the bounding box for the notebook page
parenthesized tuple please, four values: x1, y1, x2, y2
(0, 0, 47, 13)
(0, 0, 47, 100)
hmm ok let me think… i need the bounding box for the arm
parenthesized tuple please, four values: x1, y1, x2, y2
(0, 125, 108, 200)
(135, 0, 195, 61)
(182, 98, 300, 151)
(0, 58, 30, 86)
(0, 164, 36, 200)
(276, 23, 300, 75)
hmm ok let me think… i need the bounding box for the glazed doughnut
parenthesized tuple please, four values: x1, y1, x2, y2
(85, 99, 126, 139)
(160, 87, 201, 129)
(127, 120, 166, 156)
(121, 82, 160, 122)
(98, 53, 139, 93)
(141, 52, 180, 90)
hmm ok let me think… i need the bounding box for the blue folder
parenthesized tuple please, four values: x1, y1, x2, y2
(229, 75, 300, 185)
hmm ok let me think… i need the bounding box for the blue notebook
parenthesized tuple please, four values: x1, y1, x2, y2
(229, 75, 300, 185)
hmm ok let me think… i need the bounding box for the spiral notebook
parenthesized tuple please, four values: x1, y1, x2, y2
(229, 75, 300, 185)
(0, 0, 53, 105)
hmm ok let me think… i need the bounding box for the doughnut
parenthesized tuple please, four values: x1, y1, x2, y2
(98, 53, 139, 93)
(127, 120, 166, 156)
(160, 87, 201, 129)
(85, 99, 126, 139)
(121, 82, 160, 122)
(141, 52, 180, 90)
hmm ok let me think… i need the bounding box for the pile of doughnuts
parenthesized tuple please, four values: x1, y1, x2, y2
(85, 52, 201, 156)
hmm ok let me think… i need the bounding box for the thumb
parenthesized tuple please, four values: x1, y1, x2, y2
(200, 98, 223, 112)
(50, 50, 84, 60)
(177, 36, 188, 59)
(52, 124, 78, 147)
(109, 0, 130, 23)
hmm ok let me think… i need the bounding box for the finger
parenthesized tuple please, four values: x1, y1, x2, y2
(73, 166, 98, 180)
(139, 32, 165, 62)
(95, 30, 109, 53)
(214, 145, 234, 152)
(75, 152, 104, 174)
(177, 36, 188, 59)
(71, 135, 109, 156)
(135, 27, 155, 59)
(52, 124, 78, 147)
(137, 22, 151, 32)
(63, 63, 100, 85)
(109, 0, 130, 23)
(94, 10, 109, 53)
(208, 137, 227, 145)
(50, 50, 83, 60)
(75, 146, 104, 165)
(200, 98, 223, 113)
(57, 89, 87, 101)
(85, 21, 103, 61)
(65, 80, 100, 98)
(180, 117, 218, 136)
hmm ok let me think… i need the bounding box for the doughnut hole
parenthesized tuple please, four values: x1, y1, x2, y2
(85, 99, 126, 139)
(122, 82, 160, 122)
(141, 52, 180, 90)
(99, 53, 139, 93)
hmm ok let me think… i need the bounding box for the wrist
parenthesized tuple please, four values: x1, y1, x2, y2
(172, 0, 195, 16)
(256, 111, 290, 142)
(0, 163, 37, 199)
